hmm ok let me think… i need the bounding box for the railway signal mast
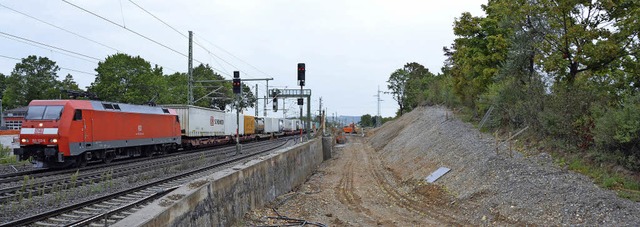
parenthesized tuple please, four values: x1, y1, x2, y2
(297, 63, 305, 140)
(233, 71, 242, 154)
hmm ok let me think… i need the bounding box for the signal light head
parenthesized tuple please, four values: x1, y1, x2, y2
(232, 77, 241, 94)
(297, 63, 305, 82)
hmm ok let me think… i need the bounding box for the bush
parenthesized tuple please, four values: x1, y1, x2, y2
(593, 94, 640, 148)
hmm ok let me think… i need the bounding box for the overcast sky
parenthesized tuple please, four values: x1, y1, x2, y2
(0, 0, 486, 117)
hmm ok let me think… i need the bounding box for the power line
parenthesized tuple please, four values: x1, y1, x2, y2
(60, 67, 94, 75)
(0, 54, 95, 75)
(0, 3, 119, 52)
(123, 1, 234, 78)
(195, 34, 273, 78)
(0, 31, 100, 63)
(1, 3, 181, 74)
(62, 0, 189, 60)
(127, 0, 187, 39)
(62, 0, 233, 77)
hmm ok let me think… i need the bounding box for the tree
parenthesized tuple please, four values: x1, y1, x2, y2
(192, 64, 231, 110)
(403, 62, 436, 109)
(447, 8, 510, 110)
(359, 114, 373, 127)
(527, 0, 640, 86)
(160, 72, 188, 104)
(387, 69, 409, 116)
(0, 73, 5, 97)
(1, 55, 61, 109)
(88, 53, 167, 104)
(238, 83, 257, 110)
(60, 74, 80, 91)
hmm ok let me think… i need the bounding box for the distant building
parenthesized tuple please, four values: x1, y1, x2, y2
(2, 106, 27, 130)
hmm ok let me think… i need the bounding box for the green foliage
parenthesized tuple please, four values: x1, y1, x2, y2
(359, 114, 373, 127)
(0, 146, 20, 164)
(191, 64, 230, 109)
(161, 72, 188, 104)
(59, 74, 81, 91)
(526, 0, 639, 86)
(89, 53, 166, 104)
(386, 62, 436, 117)
(0, 73, 6, 97)
(592, 94, 640, 170)
(381, 0, 640, 197)
(447, 7, 510, 110)
(387, 68, 409, 116)
(1, 55, 63, 109)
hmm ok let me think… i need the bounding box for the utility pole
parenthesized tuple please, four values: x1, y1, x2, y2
(188, 31, 194, 105)
(375, 85, 383, 127)
(318, 97, 322, 120)
(264, 80, 269, 117)
(255, 84, 259, 116)
(0, 99, 4, 128)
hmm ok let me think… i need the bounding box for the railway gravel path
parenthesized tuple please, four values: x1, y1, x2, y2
(0, 138, 295, 224)
(244, 105, 640, 226)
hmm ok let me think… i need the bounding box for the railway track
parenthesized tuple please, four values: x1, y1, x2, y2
(0, 142, 236, 185)
(0, 139, 286, 205)
(0, 138, 291, 226)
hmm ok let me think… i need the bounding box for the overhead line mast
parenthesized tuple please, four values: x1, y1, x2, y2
(188, 31, 194, 105)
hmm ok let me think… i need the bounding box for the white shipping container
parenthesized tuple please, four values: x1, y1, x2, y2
(264, 117, 280, 133)
(224, 113, 245, 136)
(163, 105, 225, 137)
(283, 119, 293, 131)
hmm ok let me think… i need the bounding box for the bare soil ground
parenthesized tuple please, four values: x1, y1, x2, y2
(243, 136, 464, 226)
(242, 105, 640, 226)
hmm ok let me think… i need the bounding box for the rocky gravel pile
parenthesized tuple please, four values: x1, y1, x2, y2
(368, 105, 640, 225)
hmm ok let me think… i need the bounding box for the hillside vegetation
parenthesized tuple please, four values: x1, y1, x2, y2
(384, 0, 640, 197)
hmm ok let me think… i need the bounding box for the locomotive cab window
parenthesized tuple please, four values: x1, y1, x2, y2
(26, 106, 64, 120)
(73, 110, 83, 121)
(102, 103, 113, 109)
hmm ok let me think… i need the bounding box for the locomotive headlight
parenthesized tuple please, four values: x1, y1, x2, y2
(21, 138, 28, 143)
(50, 138, 58, 143)
(38, 123, 43, 127)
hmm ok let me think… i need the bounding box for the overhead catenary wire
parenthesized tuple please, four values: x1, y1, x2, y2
(0, 31, 100, 63)
(0, 3, 119, 52)
(0, 54, 95, 75)
(124, 0, 236, 78)
(195, 34, 273, 78)
(127, 0, 187, 39)
(0, 3, 180, 74)
(61, 0, 192, 61)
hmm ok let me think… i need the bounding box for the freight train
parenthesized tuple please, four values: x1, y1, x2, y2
(13, 100, 305, 168)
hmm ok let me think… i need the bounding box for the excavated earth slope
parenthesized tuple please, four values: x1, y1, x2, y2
(243, 105, 640, 226)
(368, 105, 640, 225)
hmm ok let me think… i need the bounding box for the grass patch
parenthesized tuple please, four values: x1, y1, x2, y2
(554, 152, 640, 201)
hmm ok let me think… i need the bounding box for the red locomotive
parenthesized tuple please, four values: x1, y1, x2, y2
(13, 100, 181, 168)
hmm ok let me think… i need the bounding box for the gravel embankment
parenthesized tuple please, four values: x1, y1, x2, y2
(368, 105, 640, 225)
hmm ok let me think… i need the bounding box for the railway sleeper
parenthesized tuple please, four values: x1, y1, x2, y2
(34, 221, 58, 226)
(61, 213, 80, 218)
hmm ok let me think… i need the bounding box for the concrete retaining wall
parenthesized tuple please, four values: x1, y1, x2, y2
(115, 138, 323, 227)
(0, 134, 19, 150)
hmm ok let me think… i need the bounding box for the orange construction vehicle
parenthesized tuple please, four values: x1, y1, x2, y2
(342, 123, 357, 134)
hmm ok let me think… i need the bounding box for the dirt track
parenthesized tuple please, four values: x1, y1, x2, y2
(243, 105, 640, 226)
(243, 136, 465, 226)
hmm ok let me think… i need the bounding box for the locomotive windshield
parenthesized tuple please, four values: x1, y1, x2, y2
(25, 105, 64, 120)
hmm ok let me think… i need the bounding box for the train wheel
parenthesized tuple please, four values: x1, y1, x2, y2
(142, 148, 153, 157)
(103, 152, 114, 164)
(75, 155, 87, 168)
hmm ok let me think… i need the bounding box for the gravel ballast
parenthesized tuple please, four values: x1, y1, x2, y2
(368, 105, 640, 225)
